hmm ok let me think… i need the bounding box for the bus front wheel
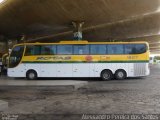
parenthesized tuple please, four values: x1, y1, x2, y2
(26, 70, 37, 80)
(115, 69, 126, 80)
(101, 70, 113, 81)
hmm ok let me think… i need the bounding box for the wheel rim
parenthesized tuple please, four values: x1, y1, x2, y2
(29, 72, 35, 79)
(117, 71, 124, 78)
(103, 72, 110, 79)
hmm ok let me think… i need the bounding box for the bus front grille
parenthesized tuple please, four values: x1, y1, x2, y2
(134, 63, 146, 76)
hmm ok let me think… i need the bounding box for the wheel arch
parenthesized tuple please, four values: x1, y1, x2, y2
(26, 69, 38, 77)
(115, 69, 127, 77)
(100, 69, 113, 77)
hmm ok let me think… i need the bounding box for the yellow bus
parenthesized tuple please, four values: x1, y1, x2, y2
(8, 40, 150, 80)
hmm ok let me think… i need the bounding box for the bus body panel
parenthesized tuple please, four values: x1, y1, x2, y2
(8, 64, 26, 77)
(56, 64, 72, 77)
(8, 63, 149, 78)
(72, 64, 90, 77)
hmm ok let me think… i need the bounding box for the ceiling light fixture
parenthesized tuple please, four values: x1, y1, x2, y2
(0, 0, 4, 3)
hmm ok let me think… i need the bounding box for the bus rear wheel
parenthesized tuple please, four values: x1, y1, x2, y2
(26, 70, 37, 80)
(101, 70, 113, 81)
(115, 69, 126, 80)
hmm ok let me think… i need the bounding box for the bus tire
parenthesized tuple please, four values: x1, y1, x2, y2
(26, 70, 37, 80)
(101, 70, 113, 81)
(115, 69, 126, 80)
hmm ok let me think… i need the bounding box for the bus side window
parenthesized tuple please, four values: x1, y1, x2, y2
(41, 45, 56, 55)
(125, 44, 146, 54)
(125, 44, 133, 54)
(135, 44, 146, 54)
(57, 45, 72, 55)
(25, 46, 33, 56)
(25, 46, 41, 56)
(73, 45, 89, 55)
(108, 44, 124, 54)
(90, 45, 106, 55)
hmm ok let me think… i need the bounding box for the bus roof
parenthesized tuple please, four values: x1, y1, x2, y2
(14, 40, 149, 46)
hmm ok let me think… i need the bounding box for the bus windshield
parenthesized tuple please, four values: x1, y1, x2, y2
(9, 46, 24, 68)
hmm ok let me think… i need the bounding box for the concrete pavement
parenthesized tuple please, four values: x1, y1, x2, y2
(0, 64, 160, 119)
(0, 100, 8, 111)
(0, 77, 88, 90)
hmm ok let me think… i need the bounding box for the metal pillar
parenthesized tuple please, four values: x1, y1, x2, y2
(72, 21, 84, 40)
